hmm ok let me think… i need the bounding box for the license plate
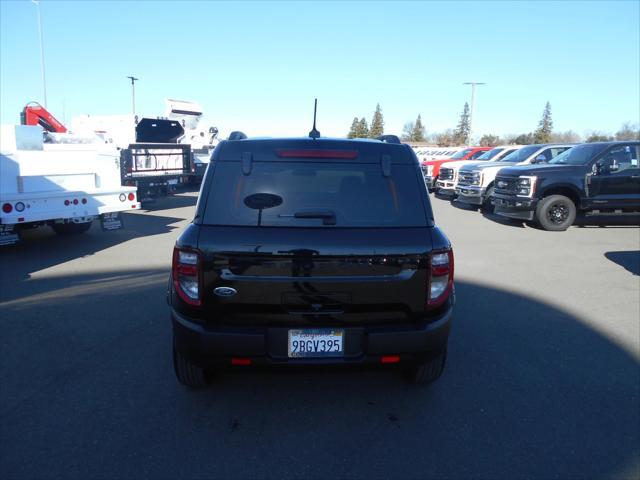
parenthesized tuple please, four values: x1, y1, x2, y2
(101, 212, 123, 231)
(0, 224, 19, 246)
(288, 329, 344, 358)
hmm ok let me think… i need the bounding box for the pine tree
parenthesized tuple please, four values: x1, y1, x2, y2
(369, 104, 384, 138)
(533, 102, 553, 144)
(453, 102, 471, 146)
(347, 117, 359, 139)
(357, 117, 369, 138)
(411, 115, 426, 142)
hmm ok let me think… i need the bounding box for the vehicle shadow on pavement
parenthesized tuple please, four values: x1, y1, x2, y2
(605, 250, 640, 275)
(0, 211, 184, 288)
(446, 199, 528, 228)
(140, 190, 199, 212)
(478, 208, 640, 230)
(1, 274, 638, 479)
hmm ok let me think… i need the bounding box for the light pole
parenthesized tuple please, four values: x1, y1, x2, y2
(463, 82, 486, 143)
(33, 1, 47, 108)
(127, 76, 139, 116)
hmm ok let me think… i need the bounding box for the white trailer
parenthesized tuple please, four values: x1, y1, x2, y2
(0, 125, 140, 245)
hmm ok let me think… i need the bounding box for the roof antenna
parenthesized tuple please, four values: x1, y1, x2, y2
(308, 98, 320, 139)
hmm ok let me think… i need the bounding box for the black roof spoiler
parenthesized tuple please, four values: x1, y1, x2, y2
(376, 135, 401, 144)
(228, 131, 248, 141)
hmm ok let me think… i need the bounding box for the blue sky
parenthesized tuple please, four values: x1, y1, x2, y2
(1, 0, 639, 140)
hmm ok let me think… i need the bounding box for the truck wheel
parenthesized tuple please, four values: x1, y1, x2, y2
(173, 346, 210, 388)
(536, 195, 576, 231)
(406, 348, 447, 385)
(482, 186, 495, 213)
(51, 221, 92, 235)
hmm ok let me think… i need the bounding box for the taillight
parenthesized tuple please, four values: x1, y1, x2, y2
(2, 203, 13, 214)
(427, 249, 454, 307)
(172, 246, 202, 306)
(128, 192, 135, 201)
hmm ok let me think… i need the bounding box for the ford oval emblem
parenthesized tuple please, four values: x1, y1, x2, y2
(214, 287, 237, 297)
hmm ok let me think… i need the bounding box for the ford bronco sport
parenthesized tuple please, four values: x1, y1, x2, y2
(168, 134, 455, 387)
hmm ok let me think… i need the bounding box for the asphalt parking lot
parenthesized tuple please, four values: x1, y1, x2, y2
(1, 189, 639, 480)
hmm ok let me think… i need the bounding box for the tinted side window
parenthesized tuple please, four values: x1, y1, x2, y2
(541, 147, 570, 162)
(599, 145, 639, 174)
(203, 162, 429, 227)
(470, 150, 486, 159)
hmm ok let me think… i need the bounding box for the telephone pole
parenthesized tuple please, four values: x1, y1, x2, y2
(463, 82, 486, 143)
(33, 1, 47, 108)
(127, 76, 139, 116)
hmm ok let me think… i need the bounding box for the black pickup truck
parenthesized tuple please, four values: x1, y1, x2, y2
(168, 135, 455, 387)
(492, 142, 640, 230)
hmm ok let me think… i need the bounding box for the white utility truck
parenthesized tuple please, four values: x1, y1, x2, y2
(0, 124, 140, 245)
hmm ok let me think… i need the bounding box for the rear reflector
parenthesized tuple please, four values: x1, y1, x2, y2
(276, 149, 358, 159)
(231, 358, 251, 366)
(381, 355, 400, 364)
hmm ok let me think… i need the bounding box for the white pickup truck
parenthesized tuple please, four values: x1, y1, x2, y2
(455, 143, 574, 211)
(0, 125, 140, 245)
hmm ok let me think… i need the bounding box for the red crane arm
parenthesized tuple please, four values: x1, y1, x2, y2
(21, 102, 67, 133)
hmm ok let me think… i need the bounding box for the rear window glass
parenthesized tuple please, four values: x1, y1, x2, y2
(202, 161, 429, 227)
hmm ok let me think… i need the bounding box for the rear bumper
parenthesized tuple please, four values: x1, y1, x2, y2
(172, 303, 453, 368)
(492, 194, 537, 221)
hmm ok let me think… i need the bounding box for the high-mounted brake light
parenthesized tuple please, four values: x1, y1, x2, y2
(427, 249, 454, 307)
(276, 149, 358, 159)
(172, 246, 202, 306)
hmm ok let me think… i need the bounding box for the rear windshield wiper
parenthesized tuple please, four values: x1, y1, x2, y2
(279, 210, 337, 225)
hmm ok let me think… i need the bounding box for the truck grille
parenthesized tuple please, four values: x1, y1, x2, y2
(439, 167, 454, 181)
(457, 171, 476, 187)
(494, 175, 518, 195)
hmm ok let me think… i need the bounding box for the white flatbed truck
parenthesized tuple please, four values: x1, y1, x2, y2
(0, 124, 140, 246)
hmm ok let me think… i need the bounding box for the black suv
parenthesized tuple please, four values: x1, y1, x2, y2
(168, 135, 454, 387)
(493, 142, 640, 231)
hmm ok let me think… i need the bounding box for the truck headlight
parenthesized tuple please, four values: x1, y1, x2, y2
(426, 165, 434, 176)
(517, 176, 537, 196)
(471, 171, 482, 186)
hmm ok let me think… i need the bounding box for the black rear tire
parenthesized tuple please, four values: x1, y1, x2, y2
(51, 221, 92, 235)
(406, 348, 447, 385)
(173, 346, 210, 388)
(535, 194, 576, 231)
